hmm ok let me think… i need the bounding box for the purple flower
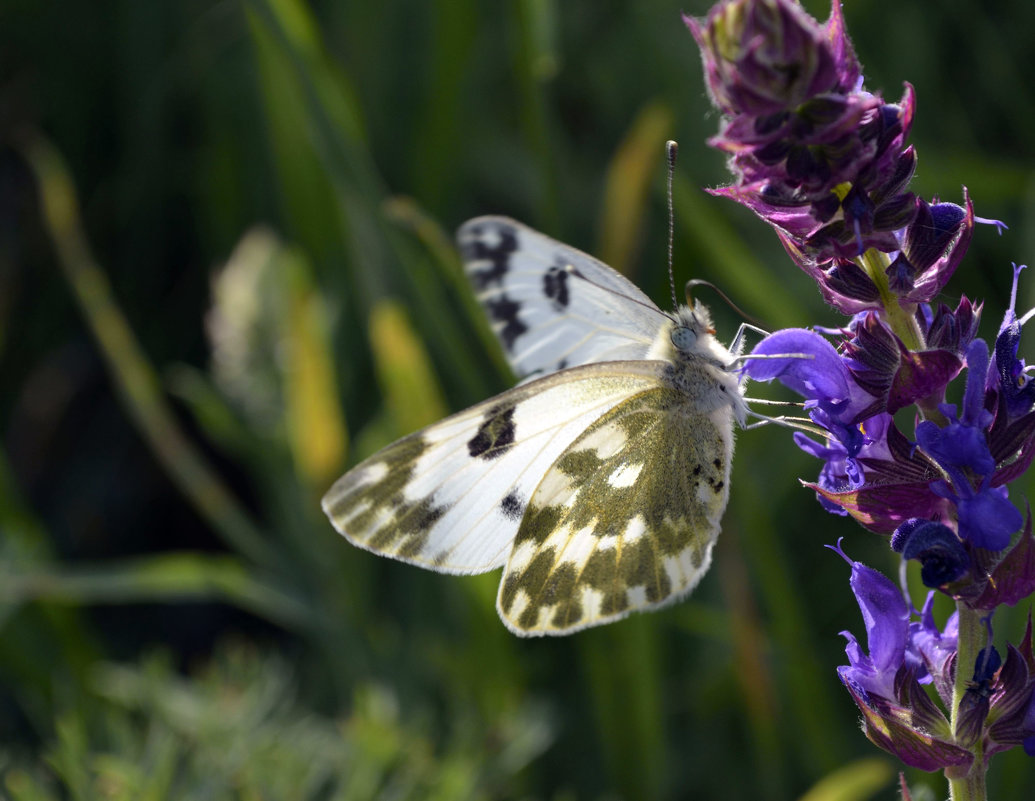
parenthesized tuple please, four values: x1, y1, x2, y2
(990, 264, 1035, 419)
(892, 520, 970, 589)
(690, 0, 1035, 781)
(1023, 689, 1035, 756)
(983, 264, 1035, 491)
(831, 541, 911, 704)
(685, 0, 846, 119)
(745, 326, 961, 532)
(972, 515, 1035, 610)
(906, 590, 958, 702)
(832, 539, 956, 702)
(969, 622, 1035, 759)
(841, 311, 966, 416)
(744, 327, 855, 410)
(831, 542, 972, 771)
(690, 0, 974, 309)
(745, 328, 888, 495)
(915, 340, 1023, 551)
(896, 198, 974, 303)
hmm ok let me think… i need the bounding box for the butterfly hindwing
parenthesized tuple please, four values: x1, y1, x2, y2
(496, 379, 736, 634)
(322, 362, 670, 574)
(458, 216, 663, 380)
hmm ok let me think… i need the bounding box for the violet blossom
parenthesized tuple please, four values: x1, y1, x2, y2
(689, 0, 1035, 790)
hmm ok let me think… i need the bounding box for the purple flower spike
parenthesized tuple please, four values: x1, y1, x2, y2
(689, 0, 1035, 776)
(690, 0, 985, 316)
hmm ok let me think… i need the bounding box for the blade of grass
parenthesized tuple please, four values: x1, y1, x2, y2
(0, 445, 100, 731)
(4, 552, 311, 631)
(738, 461, 845, 773)
(22, 135, 276, 569)
(409, 0, 479, 212)
(281, 246, 349, 488)
(383, 196, 513, 385)
(244, 0, 388, 308)
(716, 526, 786, 798)
(246, 0, 500, 403)
(796, 758, 894, 801)
(597, 101, 675, 279)
(509, 0, 561, 232)
(368, 300, 449, 437)
(580, 617, 665, 801)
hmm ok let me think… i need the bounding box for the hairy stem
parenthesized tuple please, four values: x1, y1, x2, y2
(947, 603, 987, 801)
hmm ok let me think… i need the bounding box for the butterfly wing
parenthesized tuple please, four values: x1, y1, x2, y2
(322, 362, 671, 574)
(497, 379, 737, 635)
(457, 216, 665, 380)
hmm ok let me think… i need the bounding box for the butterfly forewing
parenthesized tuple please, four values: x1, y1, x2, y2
(458, 216, 662, 380)
(496, 380, 736, 634)
(322, 362, 670, 574)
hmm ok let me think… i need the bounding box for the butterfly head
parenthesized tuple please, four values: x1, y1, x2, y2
(669, 301, 718, 356)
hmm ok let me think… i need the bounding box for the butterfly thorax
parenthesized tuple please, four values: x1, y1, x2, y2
(646, 301, 748, 427)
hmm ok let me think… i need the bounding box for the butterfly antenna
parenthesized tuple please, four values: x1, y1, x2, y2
(666, 140, 679, 311)
(686, 278, 767, 330)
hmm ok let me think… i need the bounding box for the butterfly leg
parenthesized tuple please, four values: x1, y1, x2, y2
(728, 322, 771, 356)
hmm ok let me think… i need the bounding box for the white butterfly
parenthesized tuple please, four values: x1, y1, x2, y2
(322, 216, 749, 636)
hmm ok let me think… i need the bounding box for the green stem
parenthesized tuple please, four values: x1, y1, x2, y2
(946, 603, 987, 801)
(24, 136, 277, 569)
(857, 248, 923, 351)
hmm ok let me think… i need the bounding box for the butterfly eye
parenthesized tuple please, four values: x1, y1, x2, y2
(671, 326, 697, 351)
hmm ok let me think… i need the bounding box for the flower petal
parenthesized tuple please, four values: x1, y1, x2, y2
(745, 328, 851, 407)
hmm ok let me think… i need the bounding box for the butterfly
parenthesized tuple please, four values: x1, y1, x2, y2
(322, 216, 749, 636)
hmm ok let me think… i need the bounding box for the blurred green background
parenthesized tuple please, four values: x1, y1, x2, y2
(2, 0, 1034, 798)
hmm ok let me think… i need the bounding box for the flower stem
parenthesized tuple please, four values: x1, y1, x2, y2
(947, 603, 987, 801)
(858, 248, 923, 351)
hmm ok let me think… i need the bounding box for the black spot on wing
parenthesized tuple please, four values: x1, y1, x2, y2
(486, 295, 528, 352)
(501, 490, 524, 520)
(468, 404, 517, 460)
(543, 264, 571, 311)
(464, 222, 518, 289)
